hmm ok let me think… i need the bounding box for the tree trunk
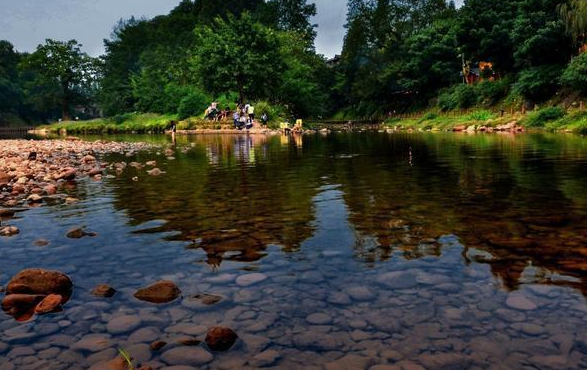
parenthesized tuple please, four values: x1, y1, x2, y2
(61, 81, 71, 121)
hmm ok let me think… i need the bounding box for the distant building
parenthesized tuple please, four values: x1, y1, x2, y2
(326, 55, 341, 68)
(461, 61, 497, 85)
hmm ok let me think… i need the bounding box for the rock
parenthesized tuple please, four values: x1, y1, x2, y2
(27, 194, 43, 203)
(0, 226, 19, 237)
(189, 293, 222, 305)
(376, 270, 419, 289)
(107, 315, 142, 334)
(6, 268, 73, 298)
(66, 227, 87, 238)
(34, 294, 63, 314)
(72, 334, 113, 352)
(150, 340, 167, 351)
(54, 168, 77, 181)
(1, 294, 45, 320)
(92, 284, 116, 298)
(346, 286, 375, 301)
(134, 280, 181, 304)
(160, 347, 213, 366)
(249, 349, 280, 367)
(293, 331, 341, 351)
(306, 313, 333, 325)
(324, 354, 373, 370)
(33, 239, 49, 246)
(205, 327, 238, 351)
(89, 356, 128, 370)
(506, 293, 538, 311)
(235, 273, 267, 287)
(328, 292, 352, 305)
(0, 208, 15, 217)
(82, 155, 96, 163)
(0, 171, 14, 186)
(147, 168, 162, 176)
(369, 366, 401, 370)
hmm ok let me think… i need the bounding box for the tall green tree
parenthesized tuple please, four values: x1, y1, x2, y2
(0, 40, 22, 118)
(192, 13, 285, 103)
(20, 39, 98, 120)
(558, 0, 587, 48)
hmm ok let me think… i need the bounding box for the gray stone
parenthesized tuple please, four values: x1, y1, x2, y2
(376, 271, 418, 289)
(235, 273, 267, 287)
(71, 334, 113, 352)
(346, 286, 375, 301)
(249, 349, 281, 367)
(106, 315, 142, 334)
(128, 327, 161, 343)
(161, 347, 213, 366)
(306, 313, 333, 325)
(506, 294, 537, 311)
(324, 354, 374, 370)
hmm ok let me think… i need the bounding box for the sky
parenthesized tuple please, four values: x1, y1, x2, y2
(0, 0, 463, 58)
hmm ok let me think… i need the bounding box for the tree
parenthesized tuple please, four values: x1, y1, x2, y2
(20, 39, 98, 120)
(558, 0, 587, 48)
(561, 52, 587, 92)
(0, 41, 22, 117)
(267, 0, 317, 42)
(192, 13, 285, 103)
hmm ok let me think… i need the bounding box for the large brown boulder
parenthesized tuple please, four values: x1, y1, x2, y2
(133, 280, 181, 304)
(1, 294, 45, 321)
(205, 327, 238, 351)
(0, 171, 13, 187)
(6, 268, 73, 300)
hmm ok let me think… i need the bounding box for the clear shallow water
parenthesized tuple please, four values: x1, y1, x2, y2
(1, 132, 587, 370)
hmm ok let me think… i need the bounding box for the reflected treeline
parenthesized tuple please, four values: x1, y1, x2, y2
(109, 134, 318, 266)
(109, 132, 587, 295)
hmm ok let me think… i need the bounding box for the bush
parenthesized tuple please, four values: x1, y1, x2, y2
(525, 106, 566, 127)
(513, 65, 563, 102)
(466, 110, 495, 121)
(215, 92, 239, 111)
(177, 89, 211, 120)
(561, 53, 587, 93)
(418, 112, 438, 122)
(437, 84, 478, 111)
(476, 79, 510, 107)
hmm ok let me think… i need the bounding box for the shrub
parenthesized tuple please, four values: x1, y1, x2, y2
(513, 65, 563, 102)
(466, 110, 495, 121)
(418, 112, 438, 122)
(177, 89, 211, 120)
(437, 84, 478, 111)
(561, 53, 587, 93)
(476, 79, 511, 107)
(525, 106, 566, 127)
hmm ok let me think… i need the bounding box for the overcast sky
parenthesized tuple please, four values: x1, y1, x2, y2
(0, 0, 463, 58)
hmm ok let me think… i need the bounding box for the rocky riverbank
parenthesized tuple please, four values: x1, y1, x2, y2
(0, 139, 160, 236)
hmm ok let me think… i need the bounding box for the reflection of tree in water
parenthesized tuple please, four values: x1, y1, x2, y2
(110, 134, 319, 267)
(331, 133, 587, 295)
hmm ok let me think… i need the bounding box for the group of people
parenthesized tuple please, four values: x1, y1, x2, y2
(204, 102, 269, 130)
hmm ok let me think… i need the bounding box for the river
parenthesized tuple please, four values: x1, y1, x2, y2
(1, 132, 587, 369)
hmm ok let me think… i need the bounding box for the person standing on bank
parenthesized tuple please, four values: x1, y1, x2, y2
(261, 112, 268, 128)
(248, 104, 255, 124)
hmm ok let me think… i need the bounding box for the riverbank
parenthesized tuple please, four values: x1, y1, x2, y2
(385, 108, 587, 134)
(0, 139, 161, 227)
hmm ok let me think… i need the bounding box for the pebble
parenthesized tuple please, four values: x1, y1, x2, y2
(506, 293, 538, 311)
(249, 349, 281, 367)
(106, 315, 142, 334)
(235, 273, 267, 287)
(306, 313, 333, 325)
(160, 347, 213, 366)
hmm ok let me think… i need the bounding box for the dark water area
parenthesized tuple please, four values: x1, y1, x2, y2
(1, 132, 587, 370)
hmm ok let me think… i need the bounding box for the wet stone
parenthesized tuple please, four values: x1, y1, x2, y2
(306, 312, 333, 325)
(324, 354, 374, 370)
(160, 347, 213, 366)
(235, 273, 267, 287)
(72, 334, 113, 352)
(376, 270, 419, 289)
(506, 293, 538, 311)
(249, 349, 281, 367)
(106, 315, 142, 334)
(346, 286, 376, 301)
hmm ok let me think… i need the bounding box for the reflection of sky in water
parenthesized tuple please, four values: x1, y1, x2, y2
(1, 132, 587, 369)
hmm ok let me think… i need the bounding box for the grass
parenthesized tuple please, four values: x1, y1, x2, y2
(40, 112, 284, 134)
(384, 109, 512, 131)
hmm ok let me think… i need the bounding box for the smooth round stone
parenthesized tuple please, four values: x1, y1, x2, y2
(369, 366, 402, 370)
(160, 367, 199, 370)
(328, 292, 352, 305)
(324, 354, 373, 370)
(35, 323, 60, 336)
(376, 271, 419, 289)
(128, 327, 161, 343)
(346, 286, 375, 301)
(249, 349, 281, 367)
(307, 313, 333, 325)
(161, 347, 213, 366)
(506, 294, 538, 311)
(515, 323, 546, 336)
(300, 271, 324, 283)
(126, 343, 152, 363)
(236, 273, 267, 287)
(106, 315, 142, 334)
(71, 334, 113, 352)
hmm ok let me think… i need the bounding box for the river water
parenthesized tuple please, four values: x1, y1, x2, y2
(1, 132, 587, 370)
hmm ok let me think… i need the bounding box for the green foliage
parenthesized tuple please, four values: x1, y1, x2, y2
(466, 109, 495, 121)
(192, 13, 285, 103)
(177, 89, 211, 120)
(513, 65, 563, 102)
(254, 101, 286, 122)
(525, 106, 567, 127)
(476, 79, 510, 107)
(561, 53, 587, 92)
(437, 84, 478, 111)
(19, 39, 99, 120)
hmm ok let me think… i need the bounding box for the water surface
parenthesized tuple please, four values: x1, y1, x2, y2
(1, 132, 587, 370)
